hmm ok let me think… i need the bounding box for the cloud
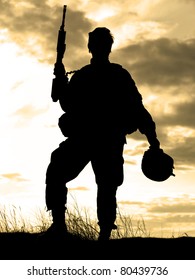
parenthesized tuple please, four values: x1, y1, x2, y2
(179, 0, 195, 4)
(124, 143, 147, 156)
(0, 0, 92, 67)
(149, 203, 195, 214)
(146, 98, 195, 169)
(118, 200, 145, 206)
(123, 143, 147, 165)
(167, 136, 195, 168)
(118, 195, 195, 215)
(112, 38, 195, 87)
(69, 186, 89, 191)
(13, 104, 46, 118)
(0, 173, 29, 183)
(124, 159, 137, 165)
(0, 173, 31, 197)
(2, 0, 195, 83)
(167, 101, 195, 129)
(164, 214, 195, 223)
(12, 104, 47, 127)
(148, 196, 195, 213)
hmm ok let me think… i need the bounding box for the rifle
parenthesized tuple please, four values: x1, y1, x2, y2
(51, 5, 67, 102)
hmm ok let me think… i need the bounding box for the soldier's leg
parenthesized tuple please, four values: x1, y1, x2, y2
(45, 138, 90, 230)
(91, 139, 125, 240)
(96, 184, 118, 240)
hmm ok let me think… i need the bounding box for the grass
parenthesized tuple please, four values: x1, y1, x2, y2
(0, 203, 194, 260)
(0, 203, 151, 240)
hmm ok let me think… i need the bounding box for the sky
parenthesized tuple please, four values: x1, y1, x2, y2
(0, 0, 195, 237)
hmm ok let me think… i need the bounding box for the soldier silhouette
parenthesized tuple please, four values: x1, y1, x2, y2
(45, 27, 160, 241)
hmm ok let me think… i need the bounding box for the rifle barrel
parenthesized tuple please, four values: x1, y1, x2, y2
(60, 5, 67, 30)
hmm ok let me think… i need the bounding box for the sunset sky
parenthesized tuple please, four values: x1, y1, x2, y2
(0, 0, 195, 237)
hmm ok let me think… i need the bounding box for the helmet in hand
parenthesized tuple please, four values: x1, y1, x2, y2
(141, 148, 175, 182)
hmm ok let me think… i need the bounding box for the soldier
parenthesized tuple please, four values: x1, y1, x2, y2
(45, 27, 160, 241)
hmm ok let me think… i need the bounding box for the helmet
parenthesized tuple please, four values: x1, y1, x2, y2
(141, 148, 175, 182)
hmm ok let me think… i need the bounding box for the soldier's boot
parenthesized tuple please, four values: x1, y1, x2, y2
(98, 224, 117, 241)
(44, 182, 68, 238)
(45, 207, 67, 238)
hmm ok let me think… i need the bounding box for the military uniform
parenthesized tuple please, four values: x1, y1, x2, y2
(45, 59, 158, 237)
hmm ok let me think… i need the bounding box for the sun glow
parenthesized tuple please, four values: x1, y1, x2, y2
(86, 7, 117, 22)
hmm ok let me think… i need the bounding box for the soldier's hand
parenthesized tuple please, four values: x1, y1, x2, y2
(54, 62, 66, 76)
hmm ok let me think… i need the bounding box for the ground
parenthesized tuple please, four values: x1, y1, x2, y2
(0, 232, 194, 260)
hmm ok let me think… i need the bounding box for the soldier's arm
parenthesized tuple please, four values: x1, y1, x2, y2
(123, 68, 160, 149)
(58, 70, 79, 112)
(51, 63, 69, 104)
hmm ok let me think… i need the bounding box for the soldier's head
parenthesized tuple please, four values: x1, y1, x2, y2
(88, 27, 114, 58)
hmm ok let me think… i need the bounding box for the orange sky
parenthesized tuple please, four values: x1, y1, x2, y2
(0, 0, 195, 237)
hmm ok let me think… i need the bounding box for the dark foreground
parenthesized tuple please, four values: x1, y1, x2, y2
(0, 232, 194, 260)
